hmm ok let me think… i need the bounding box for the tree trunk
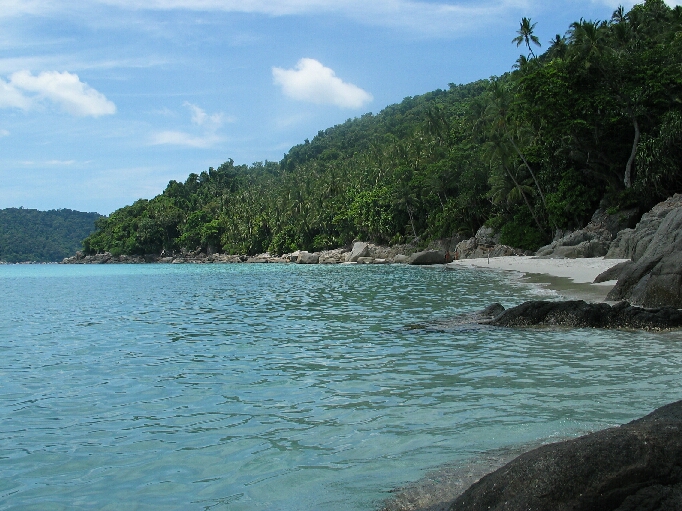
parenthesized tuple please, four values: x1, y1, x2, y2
(624, 115, 640, 189)
(508, 136, 547, 209)
(504, 165, 545, 234)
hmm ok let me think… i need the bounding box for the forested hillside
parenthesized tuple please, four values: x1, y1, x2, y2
(0, 208, 101, 263)
(84, 0, 682, 257)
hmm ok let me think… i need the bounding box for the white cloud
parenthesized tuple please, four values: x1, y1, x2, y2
(0, 129, 9, 137)
(151, 130, 222, 148)
(8, 70, 116, 117)
(0, 78, 32, 109)
(151, 102, 230, 148)
(183, 101, 232, 129)
(273, 58, 373, 109)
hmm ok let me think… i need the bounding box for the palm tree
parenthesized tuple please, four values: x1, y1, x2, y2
(512, 17, 541, 58)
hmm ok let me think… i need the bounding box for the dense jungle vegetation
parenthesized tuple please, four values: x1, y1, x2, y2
(0, 208, 100, 263)
(84, 0, 682, 257)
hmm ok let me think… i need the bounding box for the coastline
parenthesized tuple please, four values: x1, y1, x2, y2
(447, 256, 630, 303)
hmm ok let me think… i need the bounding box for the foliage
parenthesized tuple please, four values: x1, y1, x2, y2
(83, 1, 682, 256)
(0, 208, 100, 262)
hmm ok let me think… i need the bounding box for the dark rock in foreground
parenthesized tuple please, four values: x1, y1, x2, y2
(449, 400, 682, 511)
(483, 300, 682, 330)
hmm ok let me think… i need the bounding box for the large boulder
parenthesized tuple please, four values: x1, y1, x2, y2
(607, 205, 682, 307)
(408, 250, 446, 265)
(345, 241, 370, 262)
(449, 400, 682, 511)
(606, 194, 682, 261)
(296, 251, 320, 264)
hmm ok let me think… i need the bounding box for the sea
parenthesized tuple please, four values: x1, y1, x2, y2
(1, 263, 681, 510)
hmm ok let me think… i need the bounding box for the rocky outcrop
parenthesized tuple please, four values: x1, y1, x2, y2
(449, 400, 682, 511)
(606, 194, 682, 261)
(483, 300, 682, 330)
(536, 207, 638, 258)
(606, 199, 682, 307)
(454, 226, 527, 260)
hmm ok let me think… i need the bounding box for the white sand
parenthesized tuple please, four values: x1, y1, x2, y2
(448, 256, 628, 284)
(447, 256, 630, 302)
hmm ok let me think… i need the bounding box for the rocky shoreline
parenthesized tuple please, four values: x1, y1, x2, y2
(60, 241, 453, 266)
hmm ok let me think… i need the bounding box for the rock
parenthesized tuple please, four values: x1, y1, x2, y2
(606, 195, 682, 261)
(408, 250, 446, 265)
(296, 251, 320, 264)
(394, 254, 410, 264)
(536, 207, 639, 259)
(450, 400, 682, 511)
(474, 225, 499, 246)
(346, 242, 370, 262)
(594, 261, 632, 283)
(607, 202, 682, 307)
(356, 257, 374, 264)
(484, 300, 682, 330)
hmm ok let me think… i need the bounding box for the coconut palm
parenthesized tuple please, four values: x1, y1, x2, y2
(512, 17, 541, 58)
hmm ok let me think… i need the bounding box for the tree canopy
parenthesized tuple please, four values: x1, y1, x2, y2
(0, 208, 101, 263)
(84, 1, 682, 257)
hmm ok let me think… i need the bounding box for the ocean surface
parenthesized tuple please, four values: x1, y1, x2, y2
(1, 263, 682, 510)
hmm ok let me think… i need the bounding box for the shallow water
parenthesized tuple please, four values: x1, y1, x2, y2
(1, 263, 681, 510)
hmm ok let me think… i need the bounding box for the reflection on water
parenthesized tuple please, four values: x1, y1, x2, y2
(1, 263, 681, 510)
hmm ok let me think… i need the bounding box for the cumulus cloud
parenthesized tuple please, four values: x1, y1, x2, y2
(9, 70, 116, 116)
(151, 102, 230, 148)
(273, 58, 373, 109)
(0, 70, 116, 117)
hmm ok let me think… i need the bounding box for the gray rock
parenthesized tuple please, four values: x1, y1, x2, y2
(356, 257, 374, 264)
(346, 241, 370, 262)
(537, 207, 639, 259)
(606, 194, 682, 261)
(408, 250, 445, 265)
(450, 400, 682, 511)
(296, 251, 320, 264)
(474, 226, 499, 246)
(594, 261, 633, 283)
(607, 204, 682, 307)
(394, 254, 410, 264)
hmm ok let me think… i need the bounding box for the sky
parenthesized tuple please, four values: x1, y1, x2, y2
(0, 0, 679, 215)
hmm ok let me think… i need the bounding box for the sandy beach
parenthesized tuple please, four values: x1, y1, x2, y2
(447, 256, 630, 302)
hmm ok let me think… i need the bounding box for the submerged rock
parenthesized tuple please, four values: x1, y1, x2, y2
(485, 300, 682, 330)
(449, 400, 682, 511)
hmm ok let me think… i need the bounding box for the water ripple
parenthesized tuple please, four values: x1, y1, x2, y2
(1, 264, 681, 510)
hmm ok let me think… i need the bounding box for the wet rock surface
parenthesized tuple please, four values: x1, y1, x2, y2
(448, 400, 682, 511)
(484, 300, 682, 330)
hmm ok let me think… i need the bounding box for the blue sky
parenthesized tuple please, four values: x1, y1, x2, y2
(0, 0, 677, 214)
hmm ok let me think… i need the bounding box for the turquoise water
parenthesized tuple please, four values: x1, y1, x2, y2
(1, 263, 682, 510)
